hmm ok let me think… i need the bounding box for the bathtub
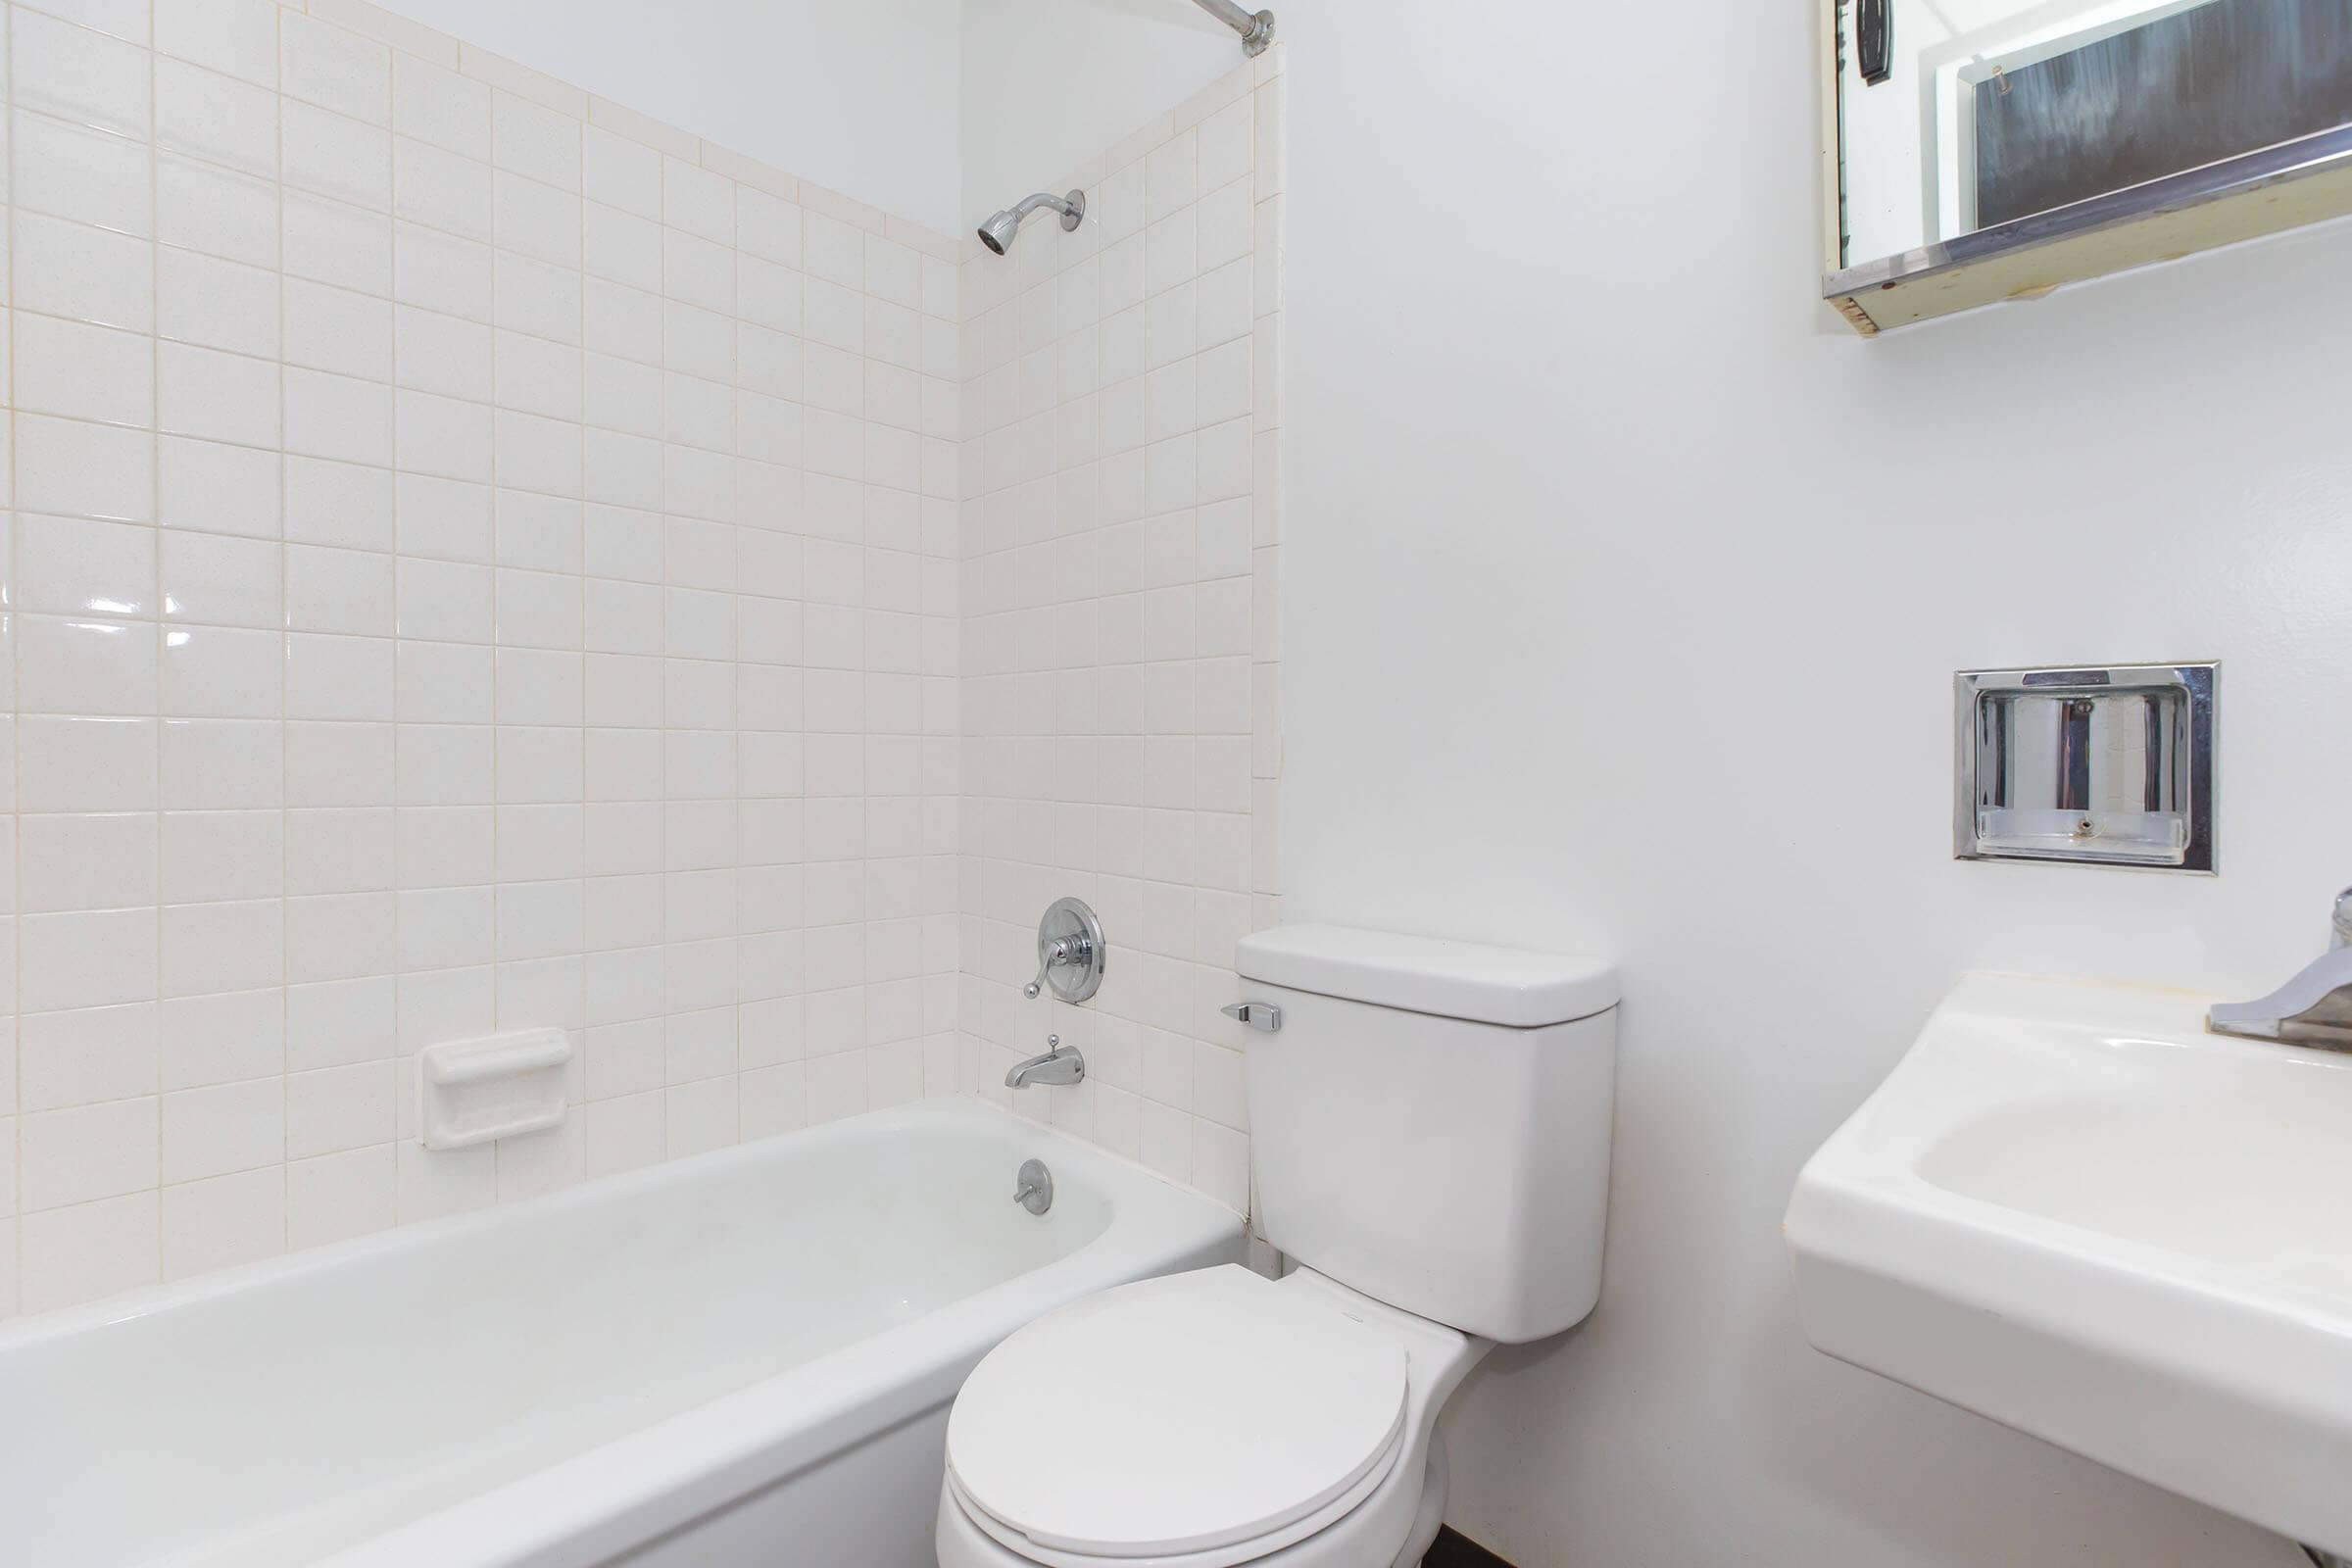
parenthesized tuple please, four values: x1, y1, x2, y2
(0, 1098, 1243, 1568)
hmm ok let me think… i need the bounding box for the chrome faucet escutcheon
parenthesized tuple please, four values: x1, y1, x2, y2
(1023, 897, 1107, 1003)
(2207, 887, 2352, 1052)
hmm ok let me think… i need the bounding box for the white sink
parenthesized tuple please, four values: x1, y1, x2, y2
(1788, 973, 2352, 1556)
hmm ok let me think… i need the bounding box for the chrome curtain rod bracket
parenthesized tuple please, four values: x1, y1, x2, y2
(1189, 0, 1275, 55)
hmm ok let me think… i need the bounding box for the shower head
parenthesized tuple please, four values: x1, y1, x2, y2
(977, 189, 1086, 256)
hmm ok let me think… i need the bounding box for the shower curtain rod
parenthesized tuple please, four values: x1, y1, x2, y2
(1189, 0, 1275, 55)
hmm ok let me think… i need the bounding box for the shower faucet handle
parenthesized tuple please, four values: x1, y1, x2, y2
(1023, 934, 1088, 999)
(1021, 897, 1107, 1004)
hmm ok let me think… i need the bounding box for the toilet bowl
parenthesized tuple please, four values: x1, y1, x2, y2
(936, 1266, 1488, 1568)
(940, 924, 1619, 1568)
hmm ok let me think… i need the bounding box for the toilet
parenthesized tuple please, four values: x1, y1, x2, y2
(938, 924, 1619, 1568)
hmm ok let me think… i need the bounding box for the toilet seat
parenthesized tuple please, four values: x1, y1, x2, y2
(943, 1446, 1404, 1568)
(945, 1265, 1412, 1567)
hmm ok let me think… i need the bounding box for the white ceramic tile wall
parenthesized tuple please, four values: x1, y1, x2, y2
(955, 54, 1283, 1217)
(0, 0, 967, 1317)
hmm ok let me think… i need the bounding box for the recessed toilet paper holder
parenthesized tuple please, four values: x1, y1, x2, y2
(1024, 897, 1107, 1003)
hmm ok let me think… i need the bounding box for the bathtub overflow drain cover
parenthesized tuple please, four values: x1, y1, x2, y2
(1014, 1158, 1054, 1215)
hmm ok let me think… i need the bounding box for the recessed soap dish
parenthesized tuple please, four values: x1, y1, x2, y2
(1954, 662, 2217, 873)
(418, 1028, 573, 1151)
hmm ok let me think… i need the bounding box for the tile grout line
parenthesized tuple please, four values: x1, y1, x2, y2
(654, 135, 670, 1164)
(146, 0, 163, 1284)
(6, 0, 20, 1306)
(570, 95, 589, 1180)
(270, 0, 293, 1263)
(477, 24, 497, 1200)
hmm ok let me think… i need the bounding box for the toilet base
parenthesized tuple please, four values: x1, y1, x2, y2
(1394, 1427, 1449, 1568)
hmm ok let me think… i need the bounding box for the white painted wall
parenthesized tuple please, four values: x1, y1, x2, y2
(1270, 2, 2349, 1564)
(958, 0, 1243, 226)
(370, 0, 965, 230)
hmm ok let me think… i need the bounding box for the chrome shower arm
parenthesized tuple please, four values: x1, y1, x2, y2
(1189, 0, 1274, 55)
(977, 188, 1087, 255)
(1007, 191, 1079, 224)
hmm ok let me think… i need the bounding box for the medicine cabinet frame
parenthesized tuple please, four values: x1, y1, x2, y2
(1818, 0, 2352, 335)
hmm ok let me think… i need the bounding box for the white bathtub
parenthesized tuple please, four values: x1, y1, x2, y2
(0, 1099, 1242, 1568)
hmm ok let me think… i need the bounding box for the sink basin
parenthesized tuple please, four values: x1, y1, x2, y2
(1788, 973, 2352, 1555)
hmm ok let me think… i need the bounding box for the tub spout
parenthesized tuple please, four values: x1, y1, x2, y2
(1005, 1035, 1085, 1090)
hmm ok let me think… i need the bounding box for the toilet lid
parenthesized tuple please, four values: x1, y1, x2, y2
(947, 1265, 1409, 1561)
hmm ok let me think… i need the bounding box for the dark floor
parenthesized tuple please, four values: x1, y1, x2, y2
(1426, 1526, 1516, 1568)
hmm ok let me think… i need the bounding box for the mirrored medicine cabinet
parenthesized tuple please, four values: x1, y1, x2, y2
(1820, 0, 2352, 333)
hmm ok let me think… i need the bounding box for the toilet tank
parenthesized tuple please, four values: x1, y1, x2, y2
(1236, 924, 1618, 1345)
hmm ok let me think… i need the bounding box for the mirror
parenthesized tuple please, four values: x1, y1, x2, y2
(1822, 0, 2352, 332)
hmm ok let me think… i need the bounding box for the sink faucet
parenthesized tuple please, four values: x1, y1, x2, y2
(2207, 888, 2352, 1051)
(1004, 1035, 1086, 1090)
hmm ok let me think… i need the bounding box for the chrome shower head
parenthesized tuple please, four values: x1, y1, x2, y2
(977, 189, 1086, 256)
(976, 209, 1021, 256)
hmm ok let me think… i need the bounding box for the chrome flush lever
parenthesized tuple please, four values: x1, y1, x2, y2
(1221, 1001, 1282, 1032)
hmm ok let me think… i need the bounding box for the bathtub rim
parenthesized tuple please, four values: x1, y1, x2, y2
(0, 1096, 1225, 1350)
(1, 1098, 1246, 1568)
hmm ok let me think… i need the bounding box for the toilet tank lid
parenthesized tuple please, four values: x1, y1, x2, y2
(1236, 924, 1618, 1027)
